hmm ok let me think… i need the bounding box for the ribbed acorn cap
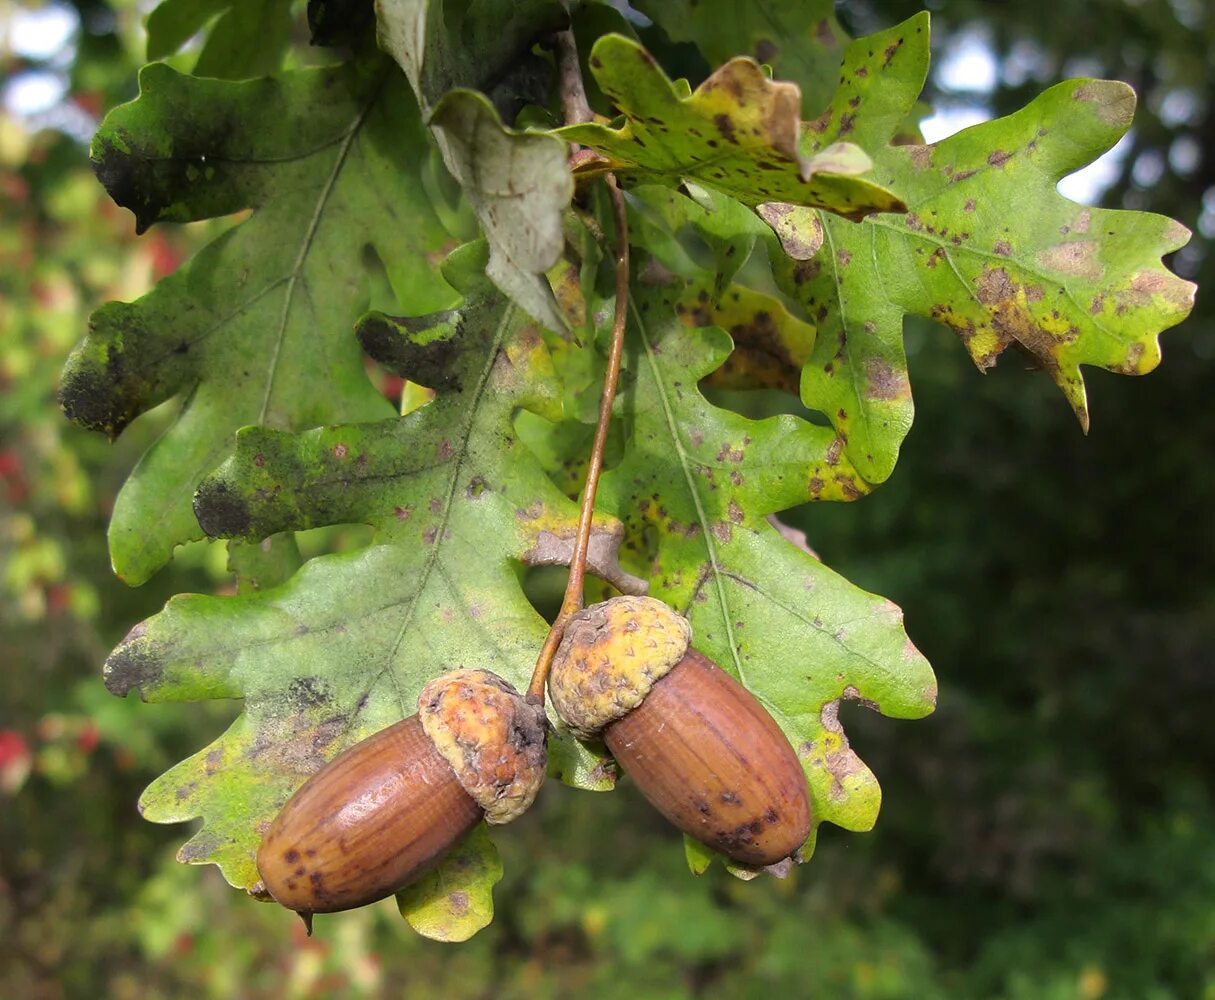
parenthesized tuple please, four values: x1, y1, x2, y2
(418, 669, 547, 824)
(548, 596, 692, 740)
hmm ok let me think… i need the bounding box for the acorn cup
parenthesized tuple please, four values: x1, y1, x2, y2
(548, 596, 812, 866)
(256, 669, 547, 923)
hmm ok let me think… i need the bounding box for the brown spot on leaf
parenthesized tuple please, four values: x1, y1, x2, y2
(841, 684, 881, 713)
(757, 202, 823, 260)
(824, 437, 844, 466)
(713, 113, 736, 143)
(836, 475, 862, 501)
(1072, 81, 1135, 127)
(1110, 341, 1146, 374)
(715, 442, 745, 463)
(865, 356, 909, 401)
(792, 259, 821, 285)
(976, 267, 1015, 306)
(177, 831, 223, 864)
(1117, 269, 1194, 312)
(1035, 240, 1102, 280)
(907, 146, 932, 170)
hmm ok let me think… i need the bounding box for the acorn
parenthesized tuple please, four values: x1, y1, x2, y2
(257, 669, 546, 922)
(549, 596, 811, 866)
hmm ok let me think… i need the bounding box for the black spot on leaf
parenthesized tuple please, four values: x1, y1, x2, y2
(194, 478, 254, 539)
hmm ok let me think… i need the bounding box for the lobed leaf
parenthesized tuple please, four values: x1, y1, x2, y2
(632, 0, 848, 115)
(559, 34, 905, 220)
(146, 0, 294, 79)
(106, 259, 622, 935)
(591, 278, 936, 863)
(60, 60, 457, 584)
(673, 14, 1193, 484)
(864, 78, 1196, 430)
(715, 15, 931, 486)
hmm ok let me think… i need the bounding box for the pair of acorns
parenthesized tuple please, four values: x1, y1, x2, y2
(258, 596, 812, 919)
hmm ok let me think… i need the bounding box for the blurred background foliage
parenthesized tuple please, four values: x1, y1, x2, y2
(1, 0, 1212, 997)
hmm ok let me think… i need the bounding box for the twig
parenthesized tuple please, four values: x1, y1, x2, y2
(554, 27, 594, 127)
(526, 175, 629, 703)
(527, 27, 628, 703)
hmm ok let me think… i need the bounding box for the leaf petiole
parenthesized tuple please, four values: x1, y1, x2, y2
(526, 30, 630, 705)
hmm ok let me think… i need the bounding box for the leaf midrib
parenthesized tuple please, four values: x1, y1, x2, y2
(630, 298, 747, 690)
(257, 100, 372, 425)
(374, 306, 515, 716)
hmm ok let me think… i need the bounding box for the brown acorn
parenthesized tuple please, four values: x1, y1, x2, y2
(257, 669, 546, 921)
(549, 596, 811, 867)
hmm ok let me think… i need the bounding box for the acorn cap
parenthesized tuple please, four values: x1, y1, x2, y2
(418, 669, 547, 825)
(548, 596, 693, 740)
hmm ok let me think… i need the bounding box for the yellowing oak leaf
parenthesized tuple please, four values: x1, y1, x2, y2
(559, 34, 904, 220)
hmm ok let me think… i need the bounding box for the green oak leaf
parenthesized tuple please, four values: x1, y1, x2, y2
(376, 0, 573, 331)
(674, 283, 817, 396)
(59, 59, 459, 584)
(428, 90, 573, 336)
(587, 277, 936, 864)
(745, 14, 932, 486)
(624, 183, 769, 294)
(632, 0, 848, 116)
(146, 0, 229, 60)
(373, 0, 564, 105)
(670, 14, 1192, 485)
(558, 34, 905, 220)
(861, 77, 1196, 430)
(396, 823, 501, 941)
(103, 255, 623, 937)
(146, 0, 294, 79)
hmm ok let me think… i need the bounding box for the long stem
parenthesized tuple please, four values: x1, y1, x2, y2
(527, 176, 630, 703)
(554, 27, 594, 127)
